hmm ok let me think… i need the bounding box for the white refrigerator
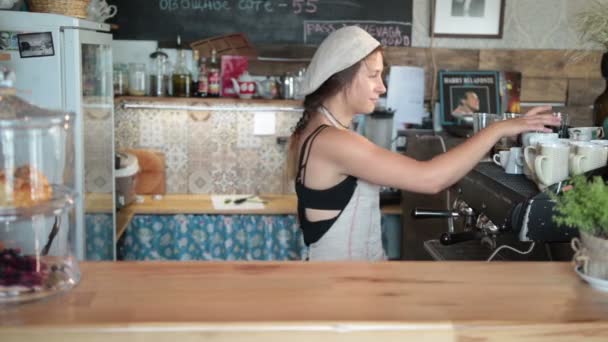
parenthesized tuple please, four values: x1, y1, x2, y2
(0, 11, 116, 260)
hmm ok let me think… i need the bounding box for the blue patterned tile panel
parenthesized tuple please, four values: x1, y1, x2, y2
(85, 213, 114, 261)
(121, 214, 308, 261)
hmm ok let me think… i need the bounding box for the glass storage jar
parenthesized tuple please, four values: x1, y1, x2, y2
(113, 63, 129, 96)
(128, 62, 146, 96)
(0, 90, 80, 303)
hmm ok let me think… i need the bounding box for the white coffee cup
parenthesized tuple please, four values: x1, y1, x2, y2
(87, 0, 117, 22)
(568, 127, 604, 141)
(0, 0, 17, 9)
(522, 132, 558, 180)
(591, 139, 608, 147)
(504, 147, 524, 174)
(493, 150, 510, 169)
(534, 142, 570, 186)
(591, 139, 608, 168)
(521, 132, 558, 148)
(570, 142, 608, 175)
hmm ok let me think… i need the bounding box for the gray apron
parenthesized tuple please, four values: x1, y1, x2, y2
(306, 108, 386, 261)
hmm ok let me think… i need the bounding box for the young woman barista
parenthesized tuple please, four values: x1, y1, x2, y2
(289, 26, 561, 261)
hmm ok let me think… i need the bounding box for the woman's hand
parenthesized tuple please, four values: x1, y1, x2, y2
(493, 105, 561, 137)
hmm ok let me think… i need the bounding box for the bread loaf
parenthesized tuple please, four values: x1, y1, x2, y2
(124, 149, 166, 194)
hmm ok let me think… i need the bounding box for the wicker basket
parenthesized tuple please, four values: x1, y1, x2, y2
(190, 33, 258, 59)
(27, 0, 90, 19)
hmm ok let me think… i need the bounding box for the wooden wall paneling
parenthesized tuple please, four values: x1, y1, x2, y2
(520, 105, 593, 127)
(562, 105, 594, 127)
(520, 77, 568, 103)
(248, 60, 309, 76)
(247, 47, 603, 107)
(567, 78, 605, 106)
(479, 50, 602, 79)
(385, 47, 480, 70)
(386, 47, 479, 100)
(250, 44, 315, 76)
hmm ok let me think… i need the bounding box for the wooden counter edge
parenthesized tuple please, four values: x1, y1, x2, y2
(121, 194, 401, 216)
(115, 96, 303, 107)
(2, 262, 607, 342)
(116, 208, 135, 240)
(114, 195, 400, 238)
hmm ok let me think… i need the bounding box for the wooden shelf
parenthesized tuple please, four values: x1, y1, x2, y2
(115, 96, 303, 107)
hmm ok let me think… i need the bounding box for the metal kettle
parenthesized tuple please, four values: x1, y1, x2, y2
(278, 68, 305, 100)
(278, 72, 296, 99)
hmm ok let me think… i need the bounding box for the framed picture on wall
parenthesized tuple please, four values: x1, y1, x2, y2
(438, 70, 500, 126)
(17, 32, 55, 58)
(431, 0, 505, 38)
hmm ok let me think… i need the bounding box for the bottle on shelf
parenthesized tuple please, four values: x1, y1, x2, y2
(191, 50, 199, 97)
(171, 35, 191, 98)
(593, 52, 608, 139)
(207, 49, 221, 98)
(197, 55, 208, 97)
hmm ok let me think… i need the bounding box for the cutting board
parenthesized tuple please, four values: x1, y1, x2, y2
(125, 149, 166, 195)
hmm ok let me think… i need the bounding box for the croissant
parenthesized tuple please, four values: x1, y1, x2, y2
(0, 165, 52, 208)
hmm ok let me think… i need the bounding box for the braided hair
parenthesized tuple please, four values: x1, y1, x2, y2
(286, 55, 371, 180)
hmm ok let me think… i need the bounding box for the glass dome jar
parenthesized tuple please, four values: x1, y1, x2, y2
(148, 50, 170, 97)
(0, 90, 79, 303)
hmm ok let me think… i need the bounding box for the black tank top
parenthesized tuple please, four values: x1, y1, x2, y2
(295, 125, 357, 246)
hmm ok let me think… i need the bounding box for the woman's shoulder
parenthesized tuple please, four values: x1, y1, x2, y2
(315, 125, 368, 141)
(310, 126, 377, 155)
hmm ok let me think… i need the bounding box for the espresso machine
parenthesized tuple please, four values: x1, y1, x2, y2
(401, 131, 605, 261)
(411, 163, 607, 261)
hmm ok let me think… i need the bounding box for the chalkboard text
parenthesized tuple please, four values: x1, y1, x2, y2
(159, 0, 318, 14)
(304, 20, 411, 47)
(159, 0, 231, 12)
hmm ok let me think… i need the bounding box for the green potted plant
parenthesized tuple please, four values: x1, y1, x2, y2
(552, 175, 608, 280)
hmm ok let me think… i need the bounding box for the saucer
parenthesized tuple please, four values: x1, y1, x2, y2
(575, 266, 608, 292)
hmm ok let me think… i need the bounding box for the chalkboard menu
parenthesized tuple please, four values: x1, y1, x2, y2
(107, 0, 413, 47)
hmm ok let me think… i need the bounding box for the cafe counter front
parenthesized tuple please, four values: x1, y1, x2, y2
(1, 261, 607, 342)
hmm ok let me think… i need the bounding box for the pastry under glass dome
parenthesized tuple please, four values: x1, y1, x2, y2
(0, 89, 80, 303)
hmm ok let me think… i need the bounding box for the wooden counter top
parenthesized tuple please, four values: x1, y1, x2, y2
(84, 193, 113, 213)
(1, 261, 607, 341)
(127, 194, 298, 215)
(122, 194, 401, 215)
(115, 194, 401, 239)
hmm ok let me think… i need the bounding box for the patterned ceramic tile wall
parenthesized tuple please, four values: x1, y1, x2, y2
(115, 101, 300, 194)
(83, 101, 114, 193)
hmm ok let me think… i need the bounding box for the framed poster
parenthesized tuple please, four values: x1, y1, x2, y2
(439, 70, 500, 125)
(431, 0, 505, 38)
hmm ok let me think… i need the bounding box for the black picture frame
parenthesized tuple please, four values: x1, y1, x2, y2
(431, 0, 505, 38)
(17, 32, 55, 58)
(439, 70, 500, 126)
